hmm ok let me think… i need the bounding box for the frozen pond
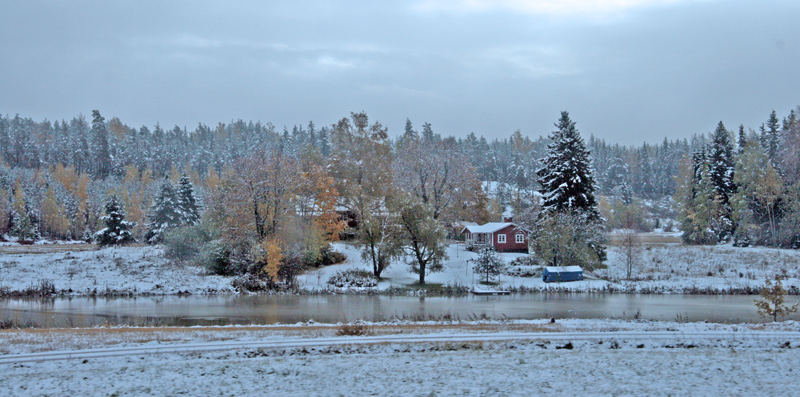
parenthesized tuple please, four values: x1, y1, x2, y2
(2, 294, 798, 327)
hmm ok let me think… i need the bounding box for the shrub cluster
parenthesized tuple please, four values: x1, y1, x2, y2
(504, 256, 540, 278)
(327, 269, 377, 288)
(335, 321, 373, 336)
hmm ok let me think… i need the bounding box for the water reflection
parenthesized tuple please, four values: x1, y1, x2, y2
(1, 294, 798, 328)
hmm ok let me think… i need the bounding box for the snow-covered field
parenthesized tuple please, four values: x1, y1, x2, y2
(1, 235, 799, 296)
(0, 245, 234, 295)
(300, 241, 800, 294)
(1, 319, 799, 396)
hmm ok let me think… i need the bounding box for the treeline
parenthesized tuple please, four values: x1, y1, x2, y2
(1, 106, 799, 285)
(1, 109, 708, 201)
(0, 111, 491, 287)
(677, 108, 800, 248)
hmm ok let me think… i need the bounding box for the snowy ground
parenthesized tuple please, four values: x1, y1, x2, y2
(0, 245, 234, 295)
(1, 319, 799, 396)
(2, 234, 799, 296)
(300, 240, 800, 294)
(597, 242, 800, 293)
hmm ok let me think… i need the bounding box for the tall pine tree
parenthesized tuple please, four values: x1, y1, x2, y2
(91, 110, 112, 179)
(760, 110, 781, 167)
(536, 111, 599, 220)
(708, 121, 736, 206)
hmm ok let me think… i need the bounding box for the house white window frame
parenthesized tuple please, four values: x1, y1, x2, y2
(515, 234, 524, 244)
(497, 234, 506, 244)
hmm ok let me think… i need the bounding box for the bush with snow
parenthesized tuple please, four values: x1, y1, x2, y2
(327, 269, 377, 288)
(505, 256, 540, 278)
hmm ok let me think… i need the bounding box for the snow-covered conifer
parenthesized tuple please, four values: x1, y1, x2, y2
(536, 111, 599, 220)
(145, 179, 181, 243)
(707, 121, 735, 206)
(761, 110, 781, 164)
(471, 246, 505, 284)
(176, 175, 200, 226)
(94, 195, 135, 246)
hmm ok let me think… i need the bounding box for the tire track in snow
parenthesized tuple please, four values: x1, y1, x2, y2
(2, 330, 799, 364)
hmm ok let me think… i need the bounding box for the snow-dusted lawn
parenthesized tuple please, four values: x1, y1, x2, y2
(1, 319, 799, 396)
(300, 240, 800, 294)
(598, 243, 800, 293)
(7, 345, 800, 396)
(0, 246, 233, 295)
(299, 242, 612, 292)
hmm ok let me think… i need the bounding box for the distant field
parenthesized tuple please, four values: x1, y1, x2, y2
(605, 233, 682, 247)
(0, 244, 98, 255)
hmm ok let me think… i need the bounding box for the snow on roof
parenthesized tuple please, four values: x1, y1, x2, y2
(545, 266, 583, 273)
(462, 222, 515, 234)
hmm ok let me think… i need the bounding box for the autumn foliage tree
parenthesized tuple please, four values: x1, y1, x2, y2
(39, 186, 70, 239)
(731, 141, 783, 245)
(755, 276, 799, 322)
(209, 147, 344, 285)
(329, 112, 400, 278)
(394, 129, 486, 224)
(0, 188, 9, 236)
(396, 195, 448, 284)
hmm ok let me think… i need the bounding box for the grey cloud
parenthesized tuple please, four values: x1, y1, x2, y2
(1, 0, 798, 144)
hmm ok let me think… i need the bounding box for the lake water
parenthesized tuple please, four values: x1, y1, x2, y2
(2, 294, 797, 327)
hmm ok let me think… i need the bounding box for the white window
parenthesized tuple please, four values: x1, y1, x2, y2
(515, 234, 525, 244)
(497, 234, 506, 244)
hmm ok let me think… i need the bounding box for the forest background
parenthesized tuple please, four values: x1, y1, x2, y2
(1, 106, 799, 286)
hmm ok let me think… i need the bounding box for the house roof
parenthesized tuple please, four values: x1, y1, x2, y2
(462, 222, 516, 234)
(544, 266, 583, 273)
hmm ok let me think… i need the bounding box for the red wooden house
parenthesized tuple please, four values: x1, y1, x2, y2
(461, 222, 529, 253)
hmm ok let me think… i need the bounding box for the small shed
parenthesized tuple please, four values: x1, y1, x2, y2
(543, 266, 583, 283)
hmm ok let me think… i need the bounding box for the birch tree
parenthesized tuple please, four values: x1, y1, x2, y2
(329, 112, 400, 277)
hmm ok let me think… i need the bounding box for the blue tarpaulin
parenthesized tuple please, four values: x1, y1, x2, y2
(543, 266, 583, 283)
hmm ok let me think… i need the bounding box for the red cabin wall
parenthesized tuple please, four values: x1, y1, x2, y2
(493, 225, 528, 252)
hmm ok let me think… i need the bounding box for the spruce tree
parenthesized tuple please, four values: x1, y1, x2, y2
(536, 111, 599, 220)
(708, 121, 736, 206)
(318, 127, 330, 157)
(0, 117, 10, 165)
(11, 211, 36, 241)
(737, 125, 747, 155)
(635, 145, 654, 198)
(422, 122, 435, 142)
(176, 174, 200, 226)
(95, 195, 135, 246)
(761, 110, 781, 164)
(91, 110, 112, 180)
(404, 118, 416, 139)
(145, 179, 181, 243)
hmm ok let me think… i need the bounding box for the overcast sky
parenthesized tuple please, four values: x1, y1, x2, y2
(1, 0, 798, 144)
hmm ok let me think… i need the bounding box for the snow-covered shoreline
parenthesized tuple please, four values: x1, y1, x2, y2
(2, 319, 799, 396)
(1, 240, 799, 297)
(2, 317, 799, 355)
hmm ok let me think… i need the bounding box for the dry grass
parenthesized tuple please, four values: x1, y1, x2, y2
(0, 244, 98, 255)
(0, 322, 575, 354)
(605, 233, 682, 247)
